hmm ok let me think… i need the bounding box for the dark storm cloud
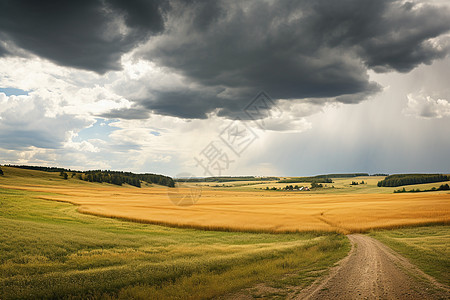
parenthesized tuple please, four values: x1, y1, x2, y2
(128, 0, 450, 119)
(322, 0, 450, 72)
(112, 86, 235, 119)
(142, 88, 242, 119)
(0, 0, 167, 73)
(1, 0, 449, 120)
(100, 107, 150, 120)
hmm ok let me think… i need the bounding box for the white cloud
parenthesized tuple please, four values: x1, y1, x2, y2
(0, 93, 90, 150)
(64, 139, 100, 153)
(404, 93, 450, 118)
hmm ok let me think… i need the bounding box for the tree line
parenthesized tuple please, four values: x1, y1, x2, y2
(378, 174, 449, 187)
(278, 177, 333, 184)
(176, 176, 280, 182)
(79, 170, 175, 188)
(5, 165, 75, 173)
(394, 184, 450, 193)
(312, 173, 370, 178)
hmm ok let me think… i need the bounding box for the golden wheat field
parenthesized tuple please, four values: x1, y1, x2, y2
(2, 173, 449, 234)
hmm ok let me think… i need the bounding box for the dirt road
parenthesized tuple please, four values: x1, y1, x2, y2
(296, 234, 449, 300)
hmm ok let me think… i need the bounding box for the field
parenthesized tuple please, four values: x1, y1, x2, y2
(1, 168, 448, 234)
(0, 169, 349, 299)
(195, 175, 450, 194)
(1, 167, 449, 298)
(370, 226, 450, 285)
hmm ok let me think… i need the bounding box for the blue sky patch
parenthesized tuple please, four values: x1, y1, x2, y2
(0, 87, 30, 96)
(74, 118, 120, 142)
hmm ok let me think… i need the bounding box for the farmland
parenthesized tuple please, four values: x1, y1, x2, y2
(1, 166, 449, 298)
(1, 168, 448, 234)
(0, 167, 349, 299)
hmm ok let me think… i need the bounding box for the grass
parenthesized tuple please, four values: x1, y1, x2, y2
(0, 185, 350, 299)
(369, 226, 450, 285)
(1, 166, 449, 298)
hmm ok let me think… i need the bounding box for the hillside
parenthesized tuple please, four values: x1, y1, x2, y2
(1, 165, 175, 188)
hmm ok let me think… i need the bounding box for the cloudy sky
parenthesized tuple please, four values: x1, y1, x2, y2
(0, 0, 449, 177)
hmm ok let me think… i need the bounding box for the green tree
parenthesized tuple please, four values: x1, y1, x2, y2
(438, 184, 450, 191)
(0, 167, 3, 176)
(311, 182, 323, 189)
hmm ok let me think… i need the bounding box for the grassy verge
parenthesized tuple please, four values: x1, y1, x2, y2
(369, 226, 450, 285)
(0, 188, 350, 299)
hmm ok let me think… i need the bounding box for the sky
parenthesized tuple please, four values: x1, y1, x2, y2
(0, 0, 449, 177)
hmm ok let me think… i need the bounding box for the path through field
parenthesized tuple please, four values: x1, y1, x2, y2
(296, 234, 449, 299)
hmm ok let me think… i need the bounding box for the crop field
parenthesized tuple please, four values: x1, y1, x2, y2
(0, 168, 350, 299)
(1, 167, 449, 235)
(1, 167, 449, 299)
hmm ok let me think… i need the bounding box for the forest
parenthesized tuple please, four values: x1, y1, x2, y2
(378, 174, 449, 187)
(79, 170, 175, 188)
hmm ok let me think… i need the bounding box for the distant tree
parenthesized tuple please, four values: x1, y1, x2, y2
(438, 184, 450, 191)
(0, 167, 3, 176)
(59, 171, 68, 179)
(311, 182, 323, 189)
